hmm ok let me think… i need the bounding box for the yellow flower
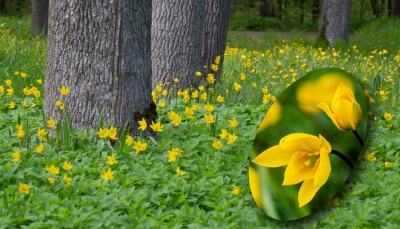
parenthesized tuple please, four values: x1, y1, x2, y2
(17, 129, 26, 139)
(98, 128, 108, 139)
(217, 95, 224, 103)
(228, 117, 239, 128)
(168, 111, 182, 127)
(174, 78, 179, 83)
(16, 124, 23, 130)
(166, 148, 182, 162)
(363, 150, 377, 161)
(9, 101, 15, 109)
(23, 86, 32, 96)
(207, 73, 216, 84)
(184, 107, 194, 119)
(219, 129, 228, 139)
(201, 92, 207, 101)
(252, 82, 257, 88)
(0, 86, 4, 93)
(211, 64, 218, 71)
(5, 79, 12, 86)
(232, 186, 241, 195)
(132, 140, 148, 154)
(125, 135, 133, 146)
(227, 133, 238, 144)
(234, 82, 242, 91)
(176, 167, 186, 176)
(56, 100, 65, 110)
(100, 168, 114, 181)
(162, 89, 168, 96)
(48, 177, 55, 184)
(150, 121, 164, 132)
(35, 144, 45, 153)
(106, 153, 118, 165)
(34, 90, 41, 98)
(199, 86, 204, 91)
(191, 104, 200, 111)
(317, 82, 362, 131)
(14, 71, 20, 76)
(62, 162, 73, 171)
(20, 72, 27, 78)
(215, 55, 221, 65)
(158, 101, 166, 108)
(37, 79, 43, 84)
(138, 118, 147, 131)
(384, 162, 392, 168)
(191, 90, 199, 99)
(328, 197, 339, 206)
(11, 150, 21, 163)
(59, 86, 69, 96)
(64, 174, 73, 185)
(107, 127, 118, 140)
(19, 183, 30, 194)
(37, 127, 48, 142)
(6, 87, 14, 96)
(22, 102, 27, 107)
(240, 73, 246, 80)
(46, 165, 60, 175)
(212, 140, 222, 150)
(47, 117, 55, 128)
(262, 86, 269, 94)
(170, 148, 183, 157)
(196, 71, 202, 77)
(204, 114, 215, 124)
(204, 103, 214, 112)
(384, 112, 393, 121)
(252, 133, 332, 207)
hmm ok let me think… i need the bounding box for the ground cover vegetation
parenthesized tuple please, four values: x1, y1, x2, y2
(0, 16, 400, 228)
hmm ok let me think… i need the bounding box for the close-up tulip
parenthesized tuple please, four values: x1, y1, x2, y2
(316, 82, 362, 131)
(252, 133, 332, 207)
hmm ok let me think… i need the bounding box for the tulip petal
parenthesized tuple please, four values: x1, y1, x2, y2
(252, 145, 294, 167)
(319, 134, 332, 152)
(316, 102, 342, 130)
(334, 99, 354, 130)
(249, 166, 263, 209)
(279, 133, 321, 152)
(282, 152, 315, 186)
(314, 151, 331, 187)
(352, 102, 362, 130)
(298, 179, 320, 208)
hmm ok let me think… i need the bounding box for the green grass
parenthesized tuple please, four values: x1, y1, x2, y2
(1, 16, 400, 228)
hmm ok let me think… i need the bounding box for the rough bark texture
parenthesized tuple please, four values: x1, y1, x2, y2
(151, 0, 205, 91)
(45, 0, 155, 137)
(31, 0, 49, 37)
(201, 0, 231, 81)
(317, 0, 352, 48)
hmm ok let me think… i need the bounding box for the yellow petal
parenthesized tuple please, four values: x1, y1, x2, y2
(298, 179, 320, 208)
(282, 152, 315, 186)
(352, 102, 362, 130)
(314, 151, 331, 187)
(319, 134, 332, 152)
(279, 133, 321, 152)
(249, 166, 263, 209)
(334, 99, 353, 130)
(252, 145, 294, 167)
(316, 102, 341, 129)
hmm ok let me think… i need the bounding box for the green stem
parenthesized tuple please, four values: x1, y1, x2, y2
(352, 130, 364, 145)
(331, 150, 354, 169)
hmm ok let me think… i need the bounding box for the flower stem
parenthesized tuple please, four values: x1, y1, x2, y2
(331, 150, 354, 169)
(352, 130, 363, 145)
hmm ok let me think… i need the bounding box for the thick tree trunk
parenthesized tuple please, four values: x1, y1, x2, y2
(201, 0, 231, 81)
(31, 0, 49, 37)
(371, 0, 380, 18)
(45, 0, 155, 137)
(151, 0, 205, 91)
(317, 0, 352, 48)
(299, 0, 305, 24)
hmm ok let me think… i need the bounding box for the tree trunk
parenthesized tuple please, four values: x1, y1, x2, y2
(201, 0, 231, 82)
(299, 0, 305, 24)
(45, 0, 155, 137)
(317, 0, 352, 48)
(312, 0, 320, 24)
(31, 0, 49, 37)
(276, 0, 282, 19)
(151, 0, 205, 91)
(392, 0, 400, 17)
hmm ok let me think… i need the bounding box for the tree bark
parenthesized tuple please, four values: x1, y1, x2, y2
(392, 0, 400, 17)
(31, 0, 49, 37)
(299, 0, 305, 24)
(151, 0, 205, 91)
(371, 0, 380, 18)
(45, 0, 155, 137)
(317, 0, 352, 48)
(201, 0, 231, 81)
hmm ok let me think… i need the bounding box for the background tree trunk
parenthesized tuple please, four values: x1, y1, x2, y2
(312, 0, 320, 23)
(151, 0, 205, 91)
(201, 0, 231, 81)
(31, 0, 49, 37)
(299, 0, 305, 24)
(317, 0, 352, 48)
(45, 0, 155, 137)
(392, 0, 400, 17)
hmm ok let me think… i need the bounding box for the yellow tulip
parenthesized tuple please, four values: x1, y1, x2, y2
(252, 133, 332, 208)
(316, 82, 362, 131)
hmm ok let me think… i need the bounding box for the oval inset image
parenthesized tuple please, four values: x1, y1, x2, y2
(249, 67, 367, 221)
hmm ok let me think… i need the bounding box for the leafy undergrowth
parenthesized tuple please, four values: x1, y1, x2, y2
(1, 16, 400, 228)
